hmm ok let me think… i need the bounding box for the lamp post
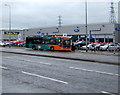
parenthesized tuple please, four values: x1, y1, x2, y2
(85, 0, 88, 52)
(5, 4, 11, 47)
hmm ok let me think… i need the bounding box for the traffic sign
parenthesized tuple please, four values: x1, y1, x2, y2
(41, 33, 44, 37)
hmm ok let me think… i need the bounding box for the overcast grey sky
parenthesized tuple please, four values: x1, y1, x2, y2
(1, 0, 119, 30)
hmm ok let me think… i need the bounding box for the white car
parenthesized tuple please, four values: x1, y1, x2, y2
(89, 43, 101, 50)
(4, 41, 11, 46)
(81, 44, 92, 50)
(99, 43, 109, 51)
(107, 43, 120, 51)
(0, 41, 6, 47)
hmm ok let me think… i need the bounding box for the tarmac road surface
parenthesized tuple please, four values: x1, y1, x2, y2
(1, 53, 119, 93)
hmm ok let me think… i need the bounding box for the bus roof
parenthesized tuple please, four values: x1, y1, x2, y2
(52, 36, 71, 39)
(27, 36, 71, 39)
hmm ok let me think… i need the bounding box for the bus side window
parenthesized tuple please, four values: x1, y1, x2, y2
(50, 39, 55, 44)
(42, 40, 45, 44)
(44, 40, 49, 44)
(28, 38, 34, 44)
(38, 40, 42, 44)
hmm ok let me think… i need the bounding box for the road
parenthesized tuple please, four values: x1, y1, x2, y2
(1, 52, 119, 93)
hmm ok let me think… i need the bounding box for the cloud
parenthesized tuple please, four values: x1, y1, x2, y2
(1, 0, 119, 29)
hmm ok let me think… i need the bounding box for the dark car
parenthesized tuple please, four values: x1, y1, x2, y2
(74, 41, 87, 49)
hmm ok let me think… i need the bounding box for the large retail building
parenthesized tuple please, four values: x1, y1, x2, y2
(0, 23, 120, 43)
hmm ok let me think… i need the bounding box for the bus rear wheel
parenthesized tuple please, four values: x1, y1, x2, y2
(50, 47, 54, 51)
(32, 46, 37, 50)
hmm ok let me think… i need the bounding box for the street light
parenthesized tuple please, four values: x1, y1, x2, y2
(5, 4, 11, 47)
(85, 0, 88, 52)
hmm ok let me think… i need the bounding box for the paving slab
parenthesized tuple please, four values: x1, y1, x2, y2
(0, 47, 119, 65)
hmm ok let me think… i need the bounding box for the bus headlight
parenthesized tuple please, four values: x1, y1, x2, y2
(38, 46, 41, 49)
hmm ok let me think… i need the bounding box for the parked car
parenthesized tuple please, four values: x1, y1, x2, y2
(81, 44, 92, 50)
(12, 40, 25, 46)
(74, 41, 87, 49)
(107, 43, 120, 51)
(99, 43, 109, 51)
(0, 41, 6, 47)
(4, 41, 11, 46)
(18, 42, 26, 47)
(89, 43, 101, 51)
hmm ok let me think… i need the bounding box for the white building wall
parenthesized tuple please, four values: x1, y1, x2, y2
(24, 23, 115, 37)
(0, 30, 2, 40)
(1, 23, 117, 42)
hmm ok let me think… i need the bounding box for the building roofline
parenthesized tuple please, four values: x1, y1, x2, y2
(26, 22, 118, 30)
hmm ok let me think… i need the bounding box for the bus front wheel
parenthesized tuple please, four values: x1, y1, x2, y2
(50, 47, 54, 51)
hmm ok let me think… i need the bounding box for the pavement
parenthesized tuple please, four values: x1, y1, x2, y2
(0, 46, 119, 65)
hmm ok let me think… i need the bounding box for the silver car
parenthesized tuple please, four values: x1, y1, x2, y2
(99, 43, 109, 51)
(107, 43, 120, 51)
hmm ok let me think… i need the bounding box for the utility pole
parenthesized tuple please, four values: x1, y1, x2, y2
(85, 0, 88, 52)
(58, 15, 62, 27)
(109, 2, 116, 23)
(56, 15, 62, 34)
(109, 1, 116, 54)
(5, 4, 11, 47)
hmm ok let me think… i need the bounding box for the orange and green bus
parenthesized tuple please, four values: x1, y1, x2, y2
(26, 36, 72, 51)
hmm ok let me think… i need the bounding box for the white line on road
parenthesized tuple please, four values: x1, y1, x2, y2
(0, 66, 8, 70)
(6, 57, 12, 59)
(25, 60, 51, 65)
(38, 62, 51, 65)
(5, 57, 51, 65)
(69, 67, 119, 76)
(101, 91, 116, 95)
(22, 71, 68, 84)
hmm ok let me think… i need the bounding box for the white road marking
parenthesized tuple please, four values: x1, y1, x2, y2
(101, 91, 116, 95)
(6, 57, 12, 59)
(5, 57, 51, 65)
(25, 60, 31, 62)
(25, 60, 51, 65)
(22, 71, 68, 84)
(0, 66, 8, 70)
(69, 67, 119, 76)
(38, 62, 51, 65)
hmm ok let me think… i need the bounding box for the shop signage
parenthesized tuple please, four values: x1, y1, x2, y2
(74, 29, 80, 32)
(4, 32, 19, 35)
